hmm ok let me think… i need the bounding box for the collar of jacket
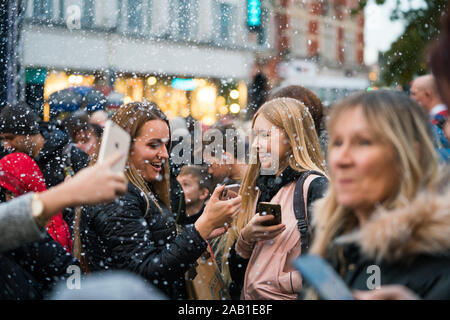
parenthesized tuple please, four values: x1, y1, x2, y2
(256, 165, 303, 203)
(333, 185, 450, 263)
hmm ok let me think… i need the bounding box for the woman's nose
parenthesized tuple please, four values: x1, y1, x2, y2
(159, 144, 169, 159)
(333, 144, 353, 167)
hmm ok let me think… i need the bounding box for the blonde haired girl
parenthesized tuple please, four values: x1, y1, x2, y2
(217, 97, 329, 299)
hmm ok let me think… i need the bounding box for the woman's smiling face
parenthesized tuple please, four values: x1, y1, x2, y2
(130, 120, 170, 182)
(252, 114, 291, 171)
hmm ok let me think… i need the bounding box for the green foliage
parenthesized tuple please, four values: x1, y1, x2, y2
(372, 0, 448, 86)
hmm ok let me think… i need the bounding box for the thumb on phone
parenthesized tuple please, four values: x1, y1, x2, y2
(210, 185, 226, 201)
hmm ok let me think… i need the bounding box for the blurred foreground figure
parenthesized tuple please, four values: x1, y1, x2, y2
(49, 271, 167, 300)
(0, 153, 72, 252)
(304, 90, 450, 300)
(0, 153, 127, 253)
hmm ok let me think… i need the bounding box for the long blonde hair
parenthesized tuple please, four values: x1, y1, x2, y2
(309, 90, 439, 261)
(217, 97, 328, 287)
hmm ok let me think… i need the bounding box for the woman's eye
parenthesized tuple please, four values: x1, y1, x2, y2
(149, 143, 160, 149)
(359, 139, 372, 145)
(330, 139, 342, 147)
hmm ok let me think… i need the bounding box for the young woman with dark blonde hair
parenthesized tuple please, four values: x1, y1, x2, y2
(80, 102, 241, 299)
(216, 97, 329, 299)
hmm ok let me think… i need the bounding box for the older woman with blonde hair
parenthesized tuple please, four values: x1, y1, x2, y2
(216, 97, 329, 300)
(306, 90, 450, 299)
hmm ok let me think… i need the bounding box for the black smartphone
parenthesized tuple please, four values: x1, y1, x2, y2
(292, 254, 355, 300)
(257, 202, 282, 226)
(220, 184, 240, 200)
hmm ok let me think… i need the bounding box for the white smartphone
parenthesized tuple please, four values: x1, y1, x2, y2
(97, 120, 131, 173)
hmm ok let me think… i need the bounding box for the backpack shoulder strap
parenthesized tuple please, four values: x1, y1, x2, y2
(293, 170, 324, 254)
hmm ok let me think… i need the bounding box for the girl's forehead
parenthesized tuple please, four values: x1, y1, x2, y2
(138, 120, 170, 137)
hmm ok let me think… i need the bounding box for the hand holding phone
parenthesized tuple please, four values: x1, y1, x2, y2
(292, 254, 354, 300)
(98, 120, 131, 174)
(219, 184, 240, 200)
(257, 202, 282, 226)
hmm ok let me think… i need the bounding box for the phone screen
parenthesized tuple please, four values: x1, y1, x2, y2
(220, 184, 240, 200)
(258, 202, 282, 226)
(292, 254, 354, 300)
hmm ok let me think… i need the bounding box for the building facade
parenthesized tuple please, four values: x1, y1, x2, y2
(21, 0, 273, 124)
(262, 0, 369, 106)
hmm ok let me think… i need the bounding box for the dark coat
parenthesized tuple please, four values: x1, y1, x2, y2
(35, 124, 90, 236)
(80, 183, 208, 300)
(323, 185, 450, 299)
(35, 124, 89, 188)
(0, 232, 79, 300)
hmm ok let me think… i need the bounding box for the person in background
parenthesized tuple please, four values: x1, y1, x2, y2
(0, 152, 127, 253)
(89, 110, 108, 128)
(63, 112, 103, 159)
(80, 102, 242, 299)
(410, 74, 450, 162)
(203, 122, 247, 186)
(176, 165, 213, 225)
(0, 103, 91, 236)
(217, 97, 329, 300)
(0, 153, 72, 252)
(429, 6, 450, 144)
(410, 74, 448, 128)
(0, 102, 90, 188)
(269, 85, 328, 155)
(305, 90, 450, 300)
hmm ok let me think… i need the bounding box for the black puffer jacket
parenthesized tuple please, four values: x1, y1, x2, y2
(0, 233, 79, 300)
(80, 183, 208, 299)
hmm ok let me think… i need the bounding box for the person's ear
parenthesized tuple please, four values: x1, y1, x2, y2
(199, 187, 209, 201)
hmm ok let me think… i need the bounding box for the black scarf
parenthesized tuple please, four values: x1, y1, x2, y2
(256, 166, 303, 203)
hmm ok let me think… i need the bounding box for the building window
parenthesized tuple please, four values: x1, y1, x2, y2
(219, 3, 232, 42)
(178, 0, 190, 38)
(127, 0, 144, 34)
(257, 7, 268, 46)
(320, 21, 337, 63)
(82, 0, 95, 28)
(170, 0, 198, 39)
(344, 30, 355, 65)
(33, 0, 53, 20)
(147, 0, 153, 33)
